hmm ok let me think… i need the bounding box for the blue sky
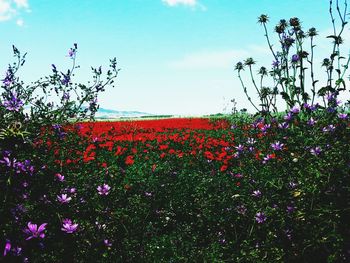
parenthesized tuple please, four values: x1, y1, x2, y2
(1, 0, 348, 115)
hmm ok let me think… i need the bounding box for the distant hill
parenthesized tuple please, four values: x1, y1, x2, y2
(95, 108, 153, 119)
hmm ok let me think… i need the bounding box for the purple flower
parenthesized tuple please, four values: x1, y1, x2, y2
(289, 182, 298, 189)
(67, 48, 75, 58)
(286, 205, 295, 213)
(57, 194, 72, 204)
(271, 141, 284, 151)
(255, 212, 267, 223)
(62, 93, 70, 100)
(236, 205, 247, 215)
(61, 219, 78, 234)
(283, 112, 293, 121)
(55, 173, 65, 182)
(262, 154, 275, 164)
(2, 69, 14, 86)
(61, 72, 70, 86)
(247, 138, 256, 145)
(310, 146, 322, 156)
(0, 156, 11, 167)
(272, 60, 280, 67)
(291, 54, 299, 63)
(3, 240, 11, 256)
(24, 222, 47, 240)
(322, 125, 335, 133)
(278, 122, 289, 129)
(69, 187, 77, 194)
(338, 113, 348, 120)
(104, 239, 112, 247)
(290, 106, 300, 114)
(307, 117, 316, 126)
(97, 183, 111, 196)
(235, 144, 244, 152)
(3, 92, 24, 112)
(252, 190, 262, 197)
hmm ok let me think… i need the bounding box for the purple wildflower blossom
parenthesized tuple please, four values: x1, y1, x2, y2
(3, 240, 11, 256)
(247, 138, 256, 145)
(67, 48, 75, 58)
(271, 141, 284, 151)
(0, 156, 11, 167)
(24, 222, 47, 240)
(97, 183, 111, 196)
(338, 113, 348, 119)
(291, 54, 299, 63)
(272, 60, 280, 67)
(104, 239, 112, 247)
(322, 125, 335, 133)
(57, 194, 72, 204)
(255, 212, 267, 223)
(55, 173, 65, 182)
(236, 205, 247, 215)
(286, 205, 295, 213)
(61, 219, 78, 234)
(310, 146, 322, 156)
(290, 106, 300, 114)
(278, 122, 289, 129)
(235, 144, 244, 152)
(283, 112, 293, 121)
(2, 69, 14, 86)
(252, 190, 262, 197)
(307, 117, 316, 126)
(3, 93, 24, 112)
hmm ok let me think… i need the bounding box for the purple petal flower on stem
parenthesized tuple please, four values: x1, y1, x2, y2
(290, 106, 300, 114)
(307, 117, 316, 126)
(235, 144, 244, 152)
(278, 122, 289, 129)
(272, 60, 280, 67)
(252, 190, 262, 198)
(3, 92, 24, 112)
(57, 194, 72, 204)
(67, 48, 75, 58)
(3, 240, 11, 256)
(24, 222, 47, 240)
(255, 212, 267, 223)
(247, 138, 256, 145)
(291, 54, 299, 63)
(283, 112, 293, 121)
(271, 141, 284, 151)
(104, 239, 112, 247)
(61, 219, 78, 234)
(97, 184, 111, 196)
(338, 113, 348, 119)
(55, 173, 64, 182)
(310, 146, 322, 156)
(0, 157, 11, 167)
(322, 125, 335, 133)
(286, 205, 295, 213)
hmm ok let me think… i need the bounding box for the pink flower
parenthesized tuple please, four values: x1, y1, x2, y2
(97, 184, 111, 196)
(61, 219, 78, 234)
(57, 194, 72, 204)
(24, 222, 47, 240)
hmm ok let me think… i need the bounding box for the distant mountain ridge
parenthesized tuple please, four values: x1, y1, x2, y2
(95, 108, 153, 119)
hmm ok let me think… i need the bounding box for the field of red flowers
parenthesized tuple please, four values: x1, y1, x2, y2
(57, 118, 237, 173)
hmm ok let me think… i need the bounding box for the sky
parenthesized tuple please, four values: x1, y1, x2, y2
(1, 0, 349, 115)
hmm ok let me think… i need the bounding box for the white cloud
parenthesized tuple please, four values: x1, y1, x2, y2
(16, 17, 23, 26)
(14, 0, 28, 8)
(0, 0, 29, 24)
(162, 0, 197, 7)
